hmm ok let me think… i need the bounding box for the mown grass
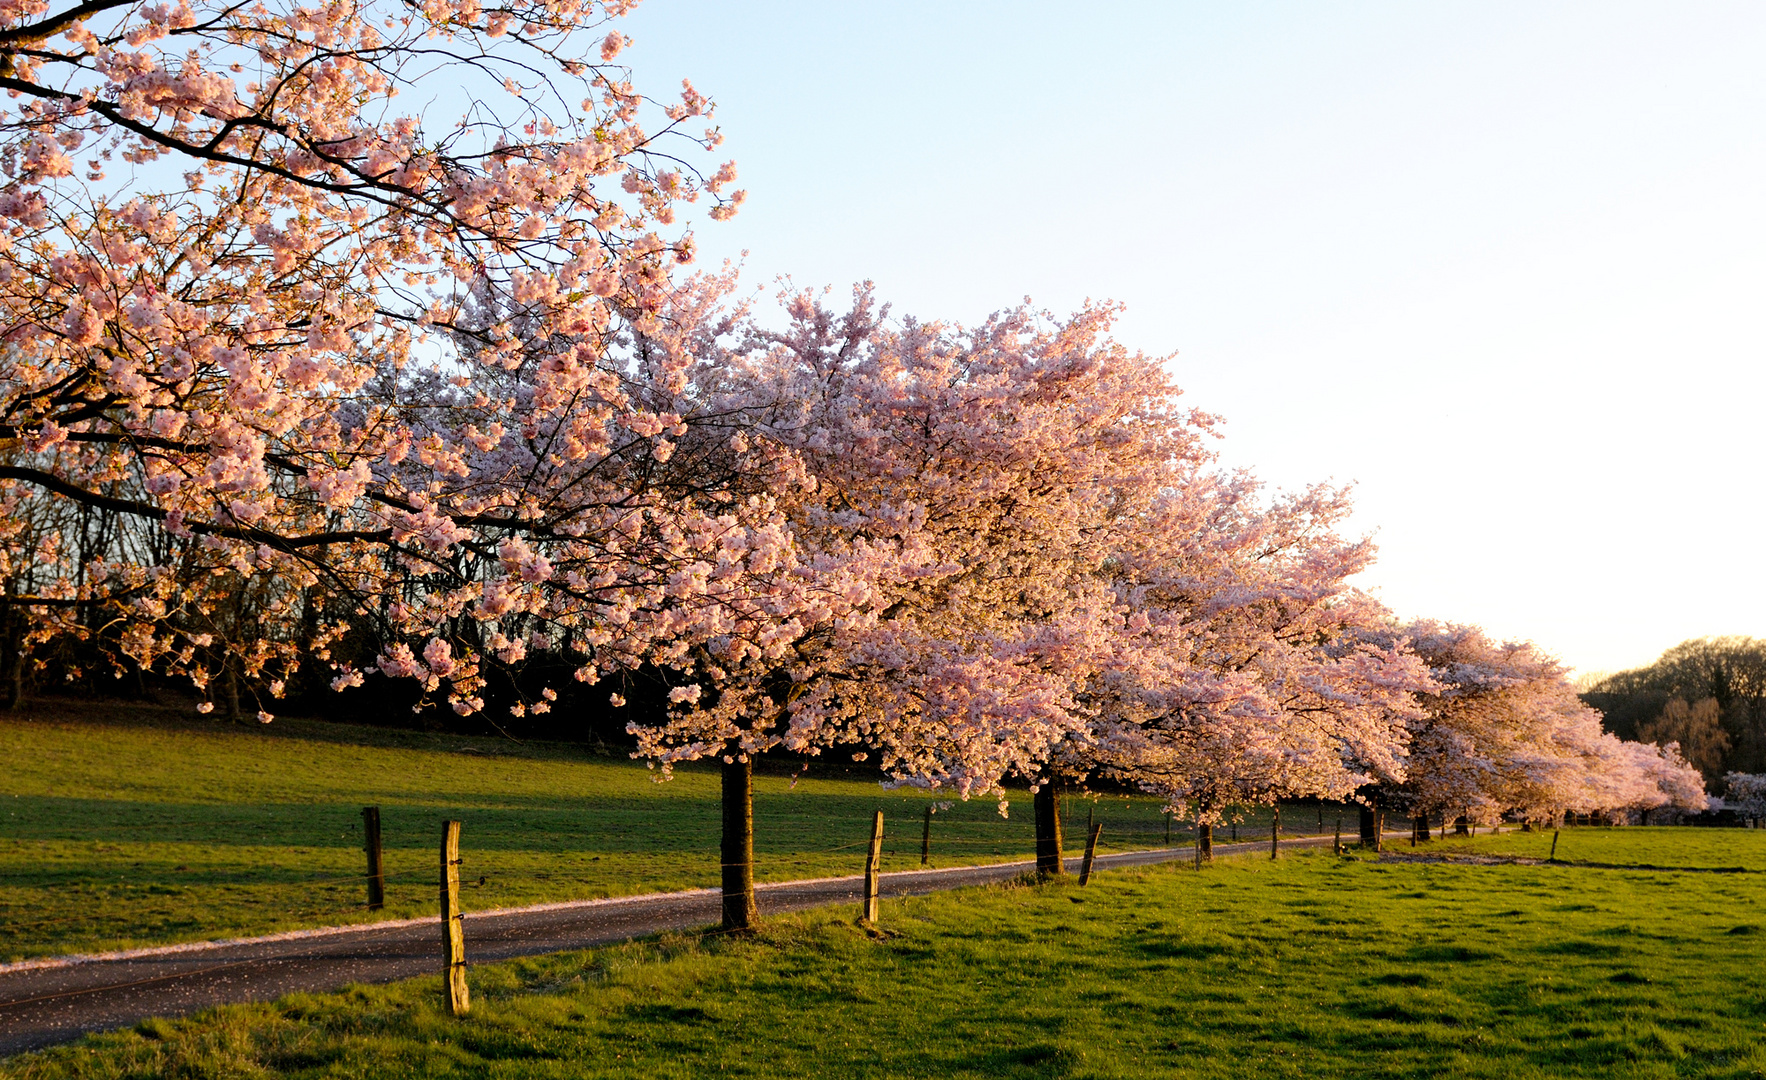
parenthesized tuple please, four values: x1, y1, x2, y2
(1411, 826, 1766, 871)
(2, 699, 1339, 960)
(7, 838, 1766, 1079)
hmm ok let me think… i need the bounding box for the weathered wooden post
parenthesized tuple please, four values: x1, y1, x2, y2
(920, 804, 932, 867)
(1079, 822, 1103, 886)
(1333, 818, 1342, 855)
(1549, 828, 1561, 863)
(440, 820, 469, 1015)
(362, 806, 385, 911)
(1270, 804, 1281, 860)
(861, 810, 884, 923)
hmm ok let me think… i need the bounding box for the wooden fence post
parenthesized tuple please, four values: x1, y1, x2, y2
(1079, 822, 1103, 886)
(1333, 819, 1342, 856)
(440, 820, 469, 1015)
(1549, 828, 1561, 863)
(921, 804, 932, 867)
(862, 810, 883, 924)
(1270, 804, 1281, 860)
(362, 806, 385, 911)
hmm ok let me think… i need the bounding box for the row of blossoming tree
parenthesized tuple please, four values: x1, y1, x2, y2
(0, 0, 1708, 928)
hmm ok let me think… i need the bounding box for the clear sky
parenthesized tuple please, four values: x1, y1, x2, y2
(618, 0, 1766, 677)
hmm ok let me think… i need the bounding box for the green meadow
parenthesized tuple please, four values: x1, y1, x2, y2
(1418, 826, 1766, 871)
(2, 699, 1261, 961)
(6, 841, 1766, 1079)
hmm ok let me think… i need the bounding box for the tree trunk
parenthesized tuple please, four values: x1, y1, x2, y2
(1358, 804, 1378, 846)
(0, 610, 23, 711)
(1197, 822, 1213, 862)
(1034, 778, 1064, 879)
(221, 660, 242, 723)
(721, 756, 756, 931)
(1454, 815, 1469, 836)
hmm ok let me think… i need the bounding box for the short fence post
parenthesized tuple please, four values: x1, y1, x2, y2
(362, 806, 385, 911)
(1549, 828, 1561, 863)
(920, 804, 932, 867)
(862, 810, 884, 923)
(1079, 822, 1102, 886)
(440, 820, 469, 1015)
(1270, 804, 1281, 860)
(1374, 809, 1384, 854)
(1333, 818, 1342, 855)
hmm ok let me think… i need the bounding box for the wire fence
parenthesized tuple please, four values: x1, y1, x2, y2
(7, 796, 1748, 962)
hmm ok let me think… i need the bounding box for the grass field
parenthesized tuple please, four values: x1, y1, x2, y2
(1419, 827, 1766, 871)
(6, 838, 1766, 1079)
(1, 699, 1343, 961)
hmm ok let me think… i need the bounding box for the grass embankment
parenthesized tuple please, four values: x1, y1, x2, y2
(8, 837, 1766, 1079)
(2, 699, 1321, 961)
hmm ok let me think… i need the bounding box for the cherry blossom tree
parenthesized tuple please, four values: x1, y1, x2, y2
(1368, 621, 1707, 829)
(619, 284, 1218, 921)
(1092, 476, 1430, 859)
(1725, 772, 1766, 824)
(0, 0, 769, 717)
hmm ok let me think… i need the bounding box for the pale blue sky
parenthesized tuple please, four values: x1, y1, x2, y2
(620, 1, 1766, 676)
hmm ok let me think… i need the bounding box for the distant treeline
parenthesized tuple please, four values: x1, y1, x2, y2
(1583, 637, 1766, 783)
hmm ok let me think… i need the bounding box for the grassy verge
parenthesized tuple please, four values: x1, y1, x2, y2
(7, 838, 1766, 1078)
(2, 699, 1340, 960)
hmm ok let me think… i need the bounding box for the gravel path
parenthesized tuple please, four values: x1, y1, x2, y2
(0, 834, 1347, 1057)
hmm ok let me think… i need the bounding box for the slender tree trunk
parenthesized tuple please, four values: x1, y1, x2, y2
(1034, 777, 1064, 879)
(1197, 822, 1213, 862)
(221, 660, 241, 722)
(721, 756, 756, 931)
(0, 609, 23, 711)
